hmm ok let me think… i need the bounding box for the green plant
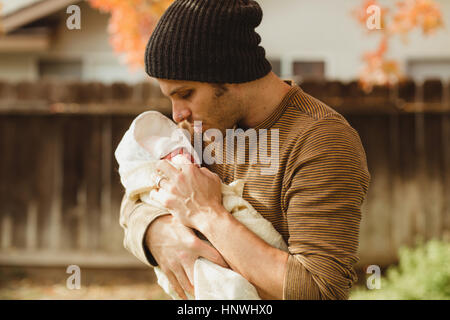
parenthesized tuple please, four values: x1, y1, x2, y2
(351, 240, 450, 300)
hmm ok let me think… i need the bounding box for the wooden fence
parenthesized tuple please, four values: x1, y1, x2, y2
(0, 79, 448, 269)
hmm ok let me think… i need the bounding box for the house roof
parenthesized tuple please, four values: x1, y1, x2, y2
(1, 0, 81, 34)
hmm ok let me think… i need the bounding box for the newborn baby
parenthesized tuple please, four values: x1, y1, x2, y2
(115, 111, 288, 300)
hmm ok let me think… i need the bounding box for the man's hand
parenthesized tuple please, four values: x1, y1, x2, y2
(152, 160, 224, 230)
(145, 214, 229, 300)
(147, 160, 288, 300)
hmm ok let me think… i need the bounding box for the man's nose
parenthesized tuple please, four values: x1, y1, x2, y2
(172, 104, 191, 123)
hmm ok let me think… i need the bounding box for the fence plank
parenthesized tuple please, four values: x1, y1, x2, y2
(390, 114, 417, 250)
(101, 116, 113, 251)
(48, 120, 64, 250)
(25, 201, 38, 250)
(442, 112, 450, 241)
(388, 113, 405, 254)
(61, 117, 83, 250)
(424, 114, 445, 240)
(366, 115, 395, 260)
(76, 182, 89, 250)
(0, 117, 17, 250)
(85, 117, 102, 250)
(1, 214, 12, 250)
(35, 118, 53, 250)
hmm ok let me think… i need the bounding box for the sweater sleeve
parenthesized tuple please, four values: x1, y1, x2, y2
(281, 116, 370, 300)
(119, 194, 170, 267)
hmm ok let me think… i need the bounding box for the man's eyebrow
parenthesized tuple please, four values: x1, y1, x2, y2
(168, 86, 191, 96)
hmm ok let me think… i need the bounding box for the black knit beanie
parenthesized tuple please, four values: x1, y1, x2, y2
(145, 0, 272, 84)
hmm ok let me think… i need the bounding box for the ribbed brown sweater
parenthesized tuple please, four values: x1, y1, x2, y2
(119, 82, 370, 300)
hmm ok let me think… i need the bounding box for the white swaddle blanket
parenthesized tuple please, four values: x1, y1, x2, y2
(115, 111, 288, 300)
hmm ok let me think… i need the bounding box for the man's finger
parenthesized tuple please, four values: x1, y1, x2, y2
(151, 188, 172, 208)
(165, 269, 188, 300)
(200, 167, 221, 183)
(156, 160, 179, 180)
(172, 264, 195, 297)
(197, 240, 229, 269)
(181, 260, 195, 288)
(179, 163, 199, 174)
(199, 167, 213, 175)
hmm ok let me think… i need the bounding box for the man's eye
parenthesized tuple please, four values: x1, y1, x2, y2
(180, 91, 192, 99)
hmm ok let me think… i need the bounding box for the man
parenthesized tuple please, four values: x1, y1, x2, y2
(120, 0, 370, 300)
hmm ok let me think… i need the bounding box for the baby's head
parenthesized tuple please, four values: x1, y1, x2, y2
(159, 120, 196, 165)
(131, 111, 200, 165)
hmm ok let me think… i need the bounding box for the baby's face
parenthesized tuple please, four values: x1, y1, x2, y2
(162, 147, 195, 163)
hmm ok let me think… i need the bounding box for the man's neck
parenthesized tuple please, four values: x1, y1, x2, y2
(238, 73, 293, 129)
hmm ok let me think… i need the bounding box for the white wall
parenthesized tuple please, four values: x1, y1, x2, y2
(257, 0, 450, 82)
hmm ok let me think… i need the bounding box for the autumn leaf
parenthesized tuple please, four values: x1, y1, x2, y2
(391, 0, 444, 36)
(354, 0, 444, 92)
(0, 2, 4, 35)
(359, 38, 403, 92)
(88, 0, 174, 70)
